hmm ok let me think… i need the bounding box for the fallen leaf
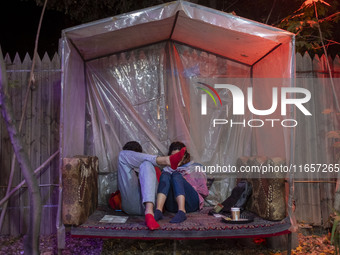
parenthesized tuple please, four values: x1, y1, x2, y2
(296, 245, 303, 252)
(322, 108, 334, 114)
(327, 131, 340, 139)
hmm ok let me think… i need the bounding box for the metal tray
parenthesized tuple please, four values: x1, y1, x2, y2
(221, 216, 254, 224)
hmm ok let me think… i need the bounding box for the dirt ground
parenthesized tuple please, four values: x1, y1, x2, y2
(0, 227, 336, 255)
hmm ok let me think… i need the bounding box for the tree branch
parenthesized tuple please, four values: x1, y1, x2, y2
(265, 0, 277, 24)
(0, 150, 59, 208)
(0, 0, 48, 253)
(320, 11, 340, 22)
(0, 49, 42, 255)
(314, 2, 340, 112)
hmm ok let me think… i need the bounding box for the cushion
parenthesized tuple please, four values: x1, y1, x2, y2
(243, 156, 286, 221)
(62, 156, 98, 225)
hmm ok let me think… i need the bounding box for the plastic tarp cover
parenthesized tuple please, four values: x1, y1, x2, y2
(61, 39, 86, 158)
(60, 1, 294, 205)
(80, 41, 291, 205)
(63, 1, 292, 65)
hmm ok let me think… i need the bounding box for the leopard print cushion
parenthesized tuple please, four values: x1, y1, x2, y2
(62, 156, 98, 225)
(240, 156, 286, 221)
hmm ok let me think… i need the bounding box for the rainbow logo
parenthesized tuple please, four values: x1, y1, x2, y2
(197, 82, 222, 115)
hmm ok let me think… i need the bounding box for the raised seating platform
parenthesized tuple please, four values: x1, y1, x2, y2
(71, 207, 291, 242)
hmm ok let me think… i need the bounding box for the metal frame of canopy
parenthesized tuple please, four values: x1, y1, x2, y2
(58, 1, 295, 253)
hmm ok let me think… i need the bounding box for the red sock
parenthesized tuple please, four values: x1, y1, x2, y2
(145, 214, 160, 230)
(169, 147, 186, 170)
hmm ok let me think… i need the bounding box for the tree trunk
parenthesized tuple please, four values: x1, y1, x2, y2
(0, 48, 42, 254)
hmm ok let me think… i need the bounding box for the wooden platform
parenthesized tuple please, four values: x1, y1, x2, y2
(71, 207, 291, 240)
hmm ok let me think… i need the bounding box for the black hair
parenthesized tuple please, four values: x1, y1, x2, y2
(122, 141, 142, 153)
(168, 141, 186, 155)
(168, 141, 191, 166)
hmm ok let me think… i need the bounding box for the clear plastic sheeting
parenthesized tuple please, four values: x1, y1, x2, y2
(60, 1, 295, 205)
(205, 178, 236, 207)
(85, 42, 258, 203)
(62, 1, 293, 64)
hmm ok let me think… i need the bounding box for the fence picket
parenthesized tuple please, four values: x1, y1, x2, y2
(50, 53, 61, 228)
(40, 52, 52, 235)
(7, 53, 23, 236)
(0, 53, 13, 235)
(19, 53, 32, 234)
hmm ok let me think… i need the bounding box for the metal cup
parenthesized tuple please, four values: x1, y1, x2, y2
(231, 207, 240, 220)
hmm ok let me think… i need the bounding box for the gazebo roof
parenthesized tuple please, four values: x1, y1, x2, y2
(62, 0, 294, 65)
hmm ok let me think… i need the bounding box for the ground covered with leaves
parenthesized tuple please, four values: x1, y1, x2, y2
(0, 232, 103, 254)
(0, 228, 336, 254)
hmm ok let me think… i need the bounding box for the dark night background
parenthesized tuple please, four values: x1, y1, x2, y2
(0, 0, 72, 59)
(0, 0, 339, 60)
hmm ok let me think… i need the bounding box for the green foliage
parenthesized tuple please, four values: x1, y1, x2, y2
(278, 0, 340, 55)
(326, 109, 340, 254)
(331, 213, 340, 255)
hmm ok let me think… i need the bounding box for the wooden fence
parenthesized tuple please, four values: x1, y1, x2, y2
(295, 53, 340, 228)
(0, 52, 60, 235)
(0, 52, 339, 235)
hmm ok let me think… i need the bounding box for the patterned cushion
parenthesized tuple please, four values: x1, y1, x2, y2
(242, 156, 286, 221)
(62, 156, 98, 225)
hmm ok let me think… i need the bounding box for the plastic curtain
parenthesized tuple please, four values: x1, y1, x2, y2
(84, 41, 260, 204)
